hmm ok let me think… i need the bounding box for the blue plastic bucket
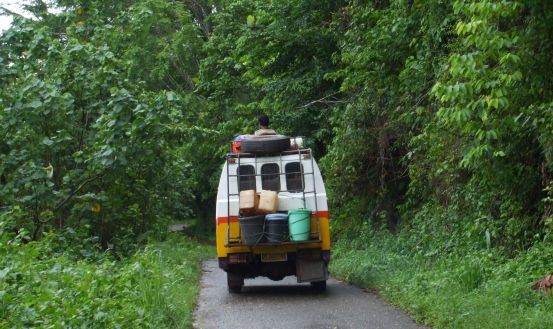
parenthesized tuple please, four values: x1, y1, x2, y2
(265, 213, 289, 243)
(265, 213, 288, 221)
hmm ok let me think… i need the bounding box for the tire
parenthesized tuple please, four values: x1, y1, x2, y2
(227, 272, 244, 293)
(310, 280, 327, 292)
(240, 135, 290, 154)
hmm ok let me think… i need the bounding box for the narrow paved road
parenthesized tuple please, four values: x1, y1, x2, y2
(194, 261, 424, 329)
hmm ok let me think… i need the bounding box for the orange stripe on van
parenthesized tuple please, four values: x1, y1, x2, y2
(216, 211, 329, 226)
(216, 216, 239, 225)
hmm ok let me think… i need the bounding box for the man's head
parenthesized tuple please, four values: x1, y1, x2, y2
(258, 113, 270, 128)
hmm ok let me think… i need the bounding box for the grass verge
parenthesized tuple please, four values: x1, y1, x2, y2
(330, 236, 553, 329)
(135, 235, 214, 328)
(0, 233, 214, 328)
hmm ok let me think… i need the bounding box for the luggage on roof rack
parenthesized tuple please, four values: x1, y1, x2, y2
(238, 135, 291, 154)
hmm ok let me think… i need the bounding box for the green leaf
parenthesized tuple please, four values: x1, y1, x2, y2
(29, 100, 42, 108)
(42, 138, 54, 146)
(246, 15, 255, 27)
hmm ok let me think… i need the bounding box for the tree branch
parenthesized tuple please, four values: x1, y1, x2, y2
(53, 173, 103, 212)
(299, 91, 344, 108)
(0, 6, 25, 18)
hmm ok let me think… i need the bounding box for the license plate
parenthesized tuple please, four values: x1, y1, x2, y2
(261, 252, 287, 262)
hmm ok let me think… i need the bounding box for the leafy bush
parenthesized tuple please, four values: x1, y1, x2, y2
(330, 222, 553, 329)
(0, 224, 213, 328)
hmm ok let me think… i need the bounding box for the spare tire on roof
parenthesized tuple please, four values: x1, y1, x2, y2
(241, 135, 290, 154)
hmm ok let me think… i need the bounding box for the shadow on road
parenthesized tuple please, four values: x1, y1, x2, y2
(239, 283, 330, 297)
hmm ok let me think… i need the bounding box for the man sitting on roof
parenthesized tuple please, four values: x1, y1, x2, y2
(254, 113, 277, 136)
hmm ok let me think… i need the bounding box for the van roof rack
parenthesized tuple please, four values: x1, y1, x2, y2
(224, 147, 321, 247)
(226, 148, 311, 159)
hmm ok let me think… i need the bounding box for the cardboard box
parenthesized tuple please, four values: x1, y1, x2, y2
(239, 190, 258, 215)
(257, 190, 279, 213)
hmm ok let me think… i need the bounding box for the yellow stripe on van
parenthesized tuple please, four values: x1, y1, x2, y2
(216, 216, 330, 257)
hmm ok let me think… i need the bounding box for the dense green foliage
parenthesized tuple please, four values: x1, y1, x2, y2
(331, 227, 553, 329)
(197, 0, 553, 252)
(1, 0, 553, 327)
(324, 0, 553, 246)
(0, 0, 211, 248)
(0, 2, 216, 327)
(0, 231, 213, 328)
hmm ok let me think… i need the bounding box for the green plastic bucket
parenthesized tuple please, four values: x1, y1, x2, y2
(288, 208, 311, 241)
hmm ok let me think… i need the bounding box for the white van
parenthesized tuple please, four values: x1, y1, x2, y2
(215, 138, 331, 293)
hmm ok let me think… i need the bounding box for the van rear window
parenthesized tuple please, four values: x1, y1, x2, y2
(261, 164, 280, 191)
(285, 162, 304, 192)
(238, 165, 256, 191)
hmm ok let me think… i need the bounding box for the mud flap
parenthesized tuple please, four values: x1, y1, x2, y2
(296, 249, 328, 283)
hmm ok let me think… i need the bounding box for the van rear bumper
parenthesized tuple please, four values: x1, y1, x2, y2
(218, 249, 330, 282)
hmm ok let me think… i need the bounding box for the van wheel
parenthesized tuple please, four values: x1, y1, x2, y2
(310, 280, 327, 292)
(227, 272, 244, 293)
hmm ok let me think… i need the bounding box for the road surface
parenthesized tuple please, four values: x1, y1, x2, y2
(194, 261, 424, 329)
